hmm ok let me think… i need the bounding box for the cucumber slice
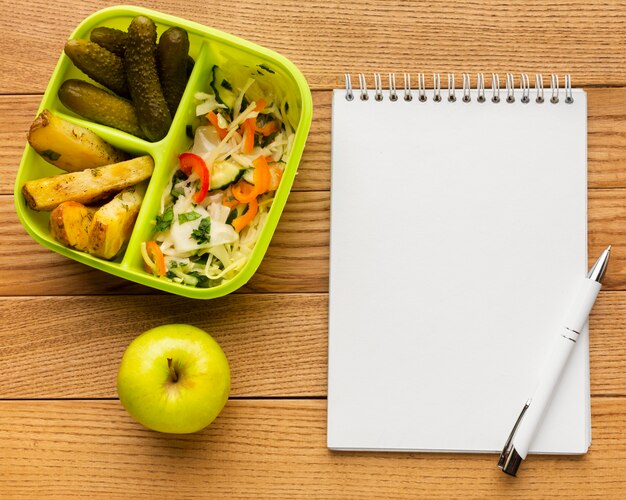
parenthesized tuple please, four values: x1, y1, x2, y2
(242, 168, 254, 184)
(211, 160, 244, 190)
(211, 66, 237, 110)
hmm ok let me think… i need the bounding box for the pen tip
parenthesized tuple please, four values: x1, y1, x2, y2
(607, 245, 612, 253)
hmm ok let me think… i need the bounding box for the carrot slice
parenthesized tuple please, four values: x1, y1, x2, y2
(232, 197, 259, 232)
(146, 241, 166, 276)
(243, 118, 255, 153)
(206, 111, 228, 139)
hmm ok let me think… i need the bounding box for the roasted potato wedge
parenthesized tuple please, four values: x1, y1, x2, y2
(88, 184, 146, 259)
(27, 109, 128, 172)
(22, 155, 154, 211)
(49, 201, 97, 251)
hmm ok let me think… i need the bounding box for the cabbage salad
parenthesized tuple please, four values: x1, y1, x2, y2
(142, 65, 296, 288)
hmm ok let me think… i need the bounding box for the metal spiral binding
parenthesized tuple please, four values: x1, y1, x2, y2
(345, 74, 354, 101)
(462, 73, 471, 103)
(565, 74, 573, 104)
(535, 74, 544, 103)
(374, 73, 383, 101)
(447, 74, 456, 102)
(520, 74, 530, 103)
(492, 73, 501, 103)
(344, 73, 574, 104)
(389, 73, 398, 101)
(433, 73, 441, 102)
(358, 73, 368, 101)
(477, 73, 485, 103)
(403, 73, 412, 101)
(417, 73, 426, 102)
(506, 73, 515, 103)
(550, 74, 559, 103)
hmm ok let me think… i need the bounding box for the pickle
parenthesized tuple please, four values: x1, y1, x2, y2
(125, 16, 172, 142)
(157, 27, 190, 117)
(187, 56, 195, 77)
(64, 39, 129, 97)
(89, 27, 128, 56)
(58, 79, 145, 139)
(90, 25, 194, 77)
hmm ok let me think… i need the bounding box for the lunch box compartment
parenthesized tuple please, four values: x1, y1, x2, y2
(14, 5, 312, 299)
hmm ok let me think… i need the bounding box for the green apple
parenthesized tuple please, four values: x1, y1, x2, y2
(117, 324, 230, 433)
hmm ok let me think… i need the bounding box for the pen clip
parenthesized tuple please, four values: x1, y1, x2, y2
(498, 399, 531, 475)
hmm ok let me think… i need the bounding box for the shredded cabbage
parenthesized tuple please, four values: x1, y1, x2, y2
(146, 69, 295, 288)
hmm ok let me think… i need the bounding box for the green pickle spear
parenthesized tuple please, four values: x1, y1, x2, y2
(58, 79, 145, 139)
(89, 26, 128, 56)
(157, 26, 190, 117)
(125, 15, 172, 142)
(64, 39, 129, 97)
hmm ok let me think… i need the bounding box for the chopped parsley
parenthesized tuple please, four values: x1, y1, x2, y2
(170, 169, 188, 199)
(188, 271, 211, 288)
(190, 254, 210, 265)
(178, 211, 201, 224)
(191, 217, 211, 244)
(154, 206, 174, 233)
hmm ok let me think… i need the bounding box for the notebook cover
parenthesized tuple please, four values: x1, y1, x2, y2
(327, 88, 589, 453)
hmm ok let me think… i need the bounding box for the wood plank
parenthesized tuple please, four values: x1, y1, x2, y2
(0, 398, 625, 497)
(1, 0, 626, 93)
(0, 294, 328, 398)
(0, 292, 624, 399)
(589, 189, 626, 289)
(588, 88, 626, 188)
(3, 88, 626, 195)
(4, 186, 626, 295)
(0, 191, 329, 295)
(0, 92, 329, 194)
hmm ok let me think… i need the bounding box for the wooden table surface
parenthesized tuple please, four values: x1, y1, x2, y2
(1, 0, 626, 497)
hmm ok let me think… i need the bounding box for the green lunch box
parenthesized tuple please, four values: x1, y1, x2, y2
(13, 5, 313, 299)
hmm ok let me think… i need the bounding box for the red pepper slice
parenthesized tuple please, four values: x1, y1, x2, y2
(178, 152, 210, 203)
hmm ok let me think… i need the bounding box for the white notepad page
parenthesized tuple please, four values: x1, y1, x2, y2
(328, 87, 589, 453)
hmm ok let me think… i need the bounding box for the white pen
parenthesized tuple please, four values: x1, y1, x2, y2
(498, 245, 612, 476)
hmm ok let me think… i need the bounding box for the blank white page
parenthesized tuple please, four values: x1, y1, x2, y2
(328, 88, 588, 453)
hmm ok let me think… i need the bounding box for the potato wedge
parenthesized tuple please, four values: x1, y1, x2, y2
(88, 184, 146, 259)
(22, 155, 154, 211)
(49, 201, 97, 251)
(27, 109, 128, 172)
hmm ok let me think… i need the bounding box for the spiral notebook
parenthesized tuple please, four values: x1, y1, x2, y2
(327, 73, 590, 453)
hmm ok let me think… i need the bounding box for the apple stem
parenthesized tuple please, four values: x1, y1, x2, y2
(167, 357, 178, 383)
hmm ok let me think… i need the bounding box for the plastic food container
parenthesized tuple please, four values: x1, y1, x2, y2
(13, 5, 312, 299)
